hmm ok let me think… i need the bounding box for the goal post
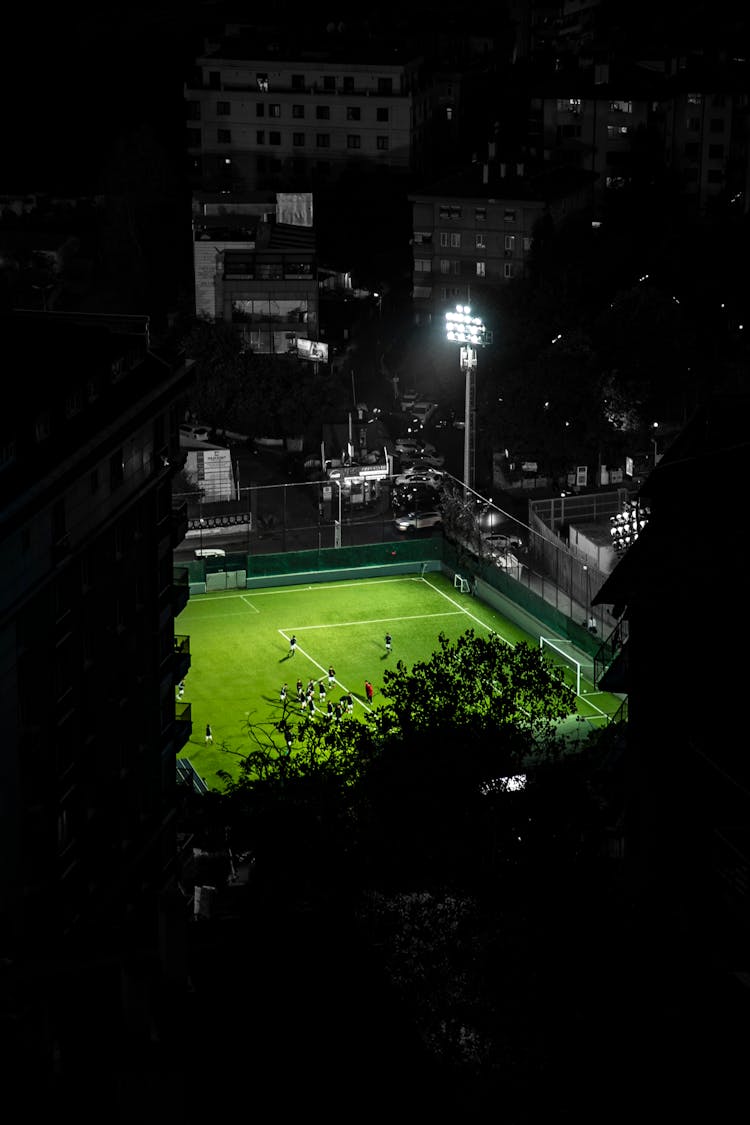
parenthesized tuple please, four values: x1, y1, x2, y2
(540, 636, 582, 697)
(454, 573, 471, 594)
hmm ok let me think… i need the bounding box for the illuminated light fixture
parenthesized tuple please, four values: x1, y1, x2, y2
(610, 497, 651, 554)
(444, 304, 488, 490)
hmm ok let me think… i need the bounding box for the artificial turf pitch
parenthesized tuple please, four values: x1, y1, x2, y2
(177, 571, 621, 790)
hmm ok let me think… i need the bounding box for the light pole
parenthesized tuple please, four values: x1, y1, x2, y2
(332, 478, 342, 548)
(445, 305, 487, 491)
(651, 421, 661, 466)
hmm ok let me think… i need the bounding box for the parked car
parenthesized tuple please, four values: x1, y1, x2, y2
(482, 531, 525, 553)
(398, 390, 420, 411)
(492, 551, 522, 574)
(399, 453, 446, 470)
(392, 484, 439, 510)
(394, 470, 443, 487)
(394, 436, 437, 457)
(408, 401, 439, 429)
(394, 509, 443, 532)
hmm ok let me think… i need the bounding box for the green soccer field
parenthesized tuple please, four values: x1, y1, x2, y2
(177, 571, 622, 790)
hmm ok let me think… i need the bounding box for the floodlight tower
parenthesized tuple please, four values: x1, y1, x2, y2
(444, 305, 488, 491)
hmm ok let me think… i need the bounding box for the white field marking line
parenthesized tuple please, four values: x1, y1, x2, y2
(200, 576, 421, 600)
(279, 629, 373, 715)
(540, 635, 610, 721)
(421, 577, 515, 647)
(282, 611, 463, 632)
(239, 595, 260, 613)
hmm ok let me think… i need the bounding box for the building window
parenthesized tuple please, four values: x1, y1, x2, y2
(414, 258, 431, 273)
(256, 103, 265, 117)
(450, 232, 461, 248)
(316, 105, 330, 120)
(292, 104, 304, 118)
(687, 92, 702, 105)
(504, 209, 516, 223)
(323, 76, 336, 91)
(687, 116, 701, 131)
(291, 74, 305, 91)
(316, 134, 330, 148)
(256, 130, 265, 144)
(342, 76, 354, 92)
(476, 261, 486, 277)
(377, 78, 392, 95)
(504, 262, 514, 279)
(346, 106, 361, 121)
(439, 231, 449, 247)
(475, 233, 486, 249)
(413, 231, 432, 245)
(217, 129, 231, 143)
(607, 125, 630, 137)
(187, 129, 201, 147)
(557, 97, 582, 113)
(709, 143, 725, 158)
(712, 93, 726, 107)
(609, 100, 632, 113)
(269, 131, 281, 145)
(523, 236, 532, 252)
(187, 101, 200, 120)
(445, 107, 453, 121)
(505, 235, 515, 253)
(269, 104, 281, 118)
(475, 207, 486, 221)
(217, 101, 230, 115)
(684, 141, 700, 159)
(346, 135, 361, 149)
(685, 168, 699, 182)
(293, 132, 305, 146)
(558, 124, 582, 139)
(710, 118, 725, 133)
(257, 74, 269, 92)
(451, 260, 460, 275)
(376, 136, 389, 150)
(376, 107, 389, 122)
(440, 259, 450, 274)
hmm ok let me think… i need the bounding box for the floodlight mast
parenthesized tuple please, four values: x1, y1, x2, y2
(444, 305, 487, 490)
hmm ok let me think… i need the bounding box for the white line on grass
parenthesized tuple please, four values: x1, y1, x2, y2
(421, 577, 515, 646)
(282, 610, 463, 632)
(279, 629, 373, 715)
(243, 576, 420, 597)
(239, 595, 260, 613)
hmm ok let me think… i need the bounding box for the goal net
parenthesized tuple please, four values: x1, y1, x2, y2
(454, 573, 471, 593)
(540, 636, 586, 697)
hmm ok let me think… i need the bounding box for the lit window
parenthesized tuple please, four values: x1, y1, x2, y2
(476, 261, 486, 277)
(475, 233, 486, 249)
(504, 262, 513, 278)
(450, 232, 461, 248)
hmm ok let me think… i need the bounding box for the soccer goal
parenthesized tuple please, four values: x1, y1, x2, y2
(540, 636, 584, 697)
(454, 573, 471, 594)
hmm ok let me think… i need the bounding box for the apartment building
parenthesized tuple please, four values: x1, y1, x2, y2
(654, 63, 750, 215)
(526, 65, 654, 197)
(409, 158, 595, 324)
(185, 27, 429, 192)
(0, 309, 194, 1097)
(193, 190, 318, 354)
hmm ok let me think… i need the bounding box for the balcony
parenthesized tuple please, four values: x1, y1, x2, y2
(173, 634, 192, 681)
(174, 701, 193, 752)
(172, 566, 190, 616)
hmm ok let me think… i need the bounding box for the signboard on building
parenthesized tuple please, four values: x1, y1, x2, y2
(297, 338, 328, 363)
